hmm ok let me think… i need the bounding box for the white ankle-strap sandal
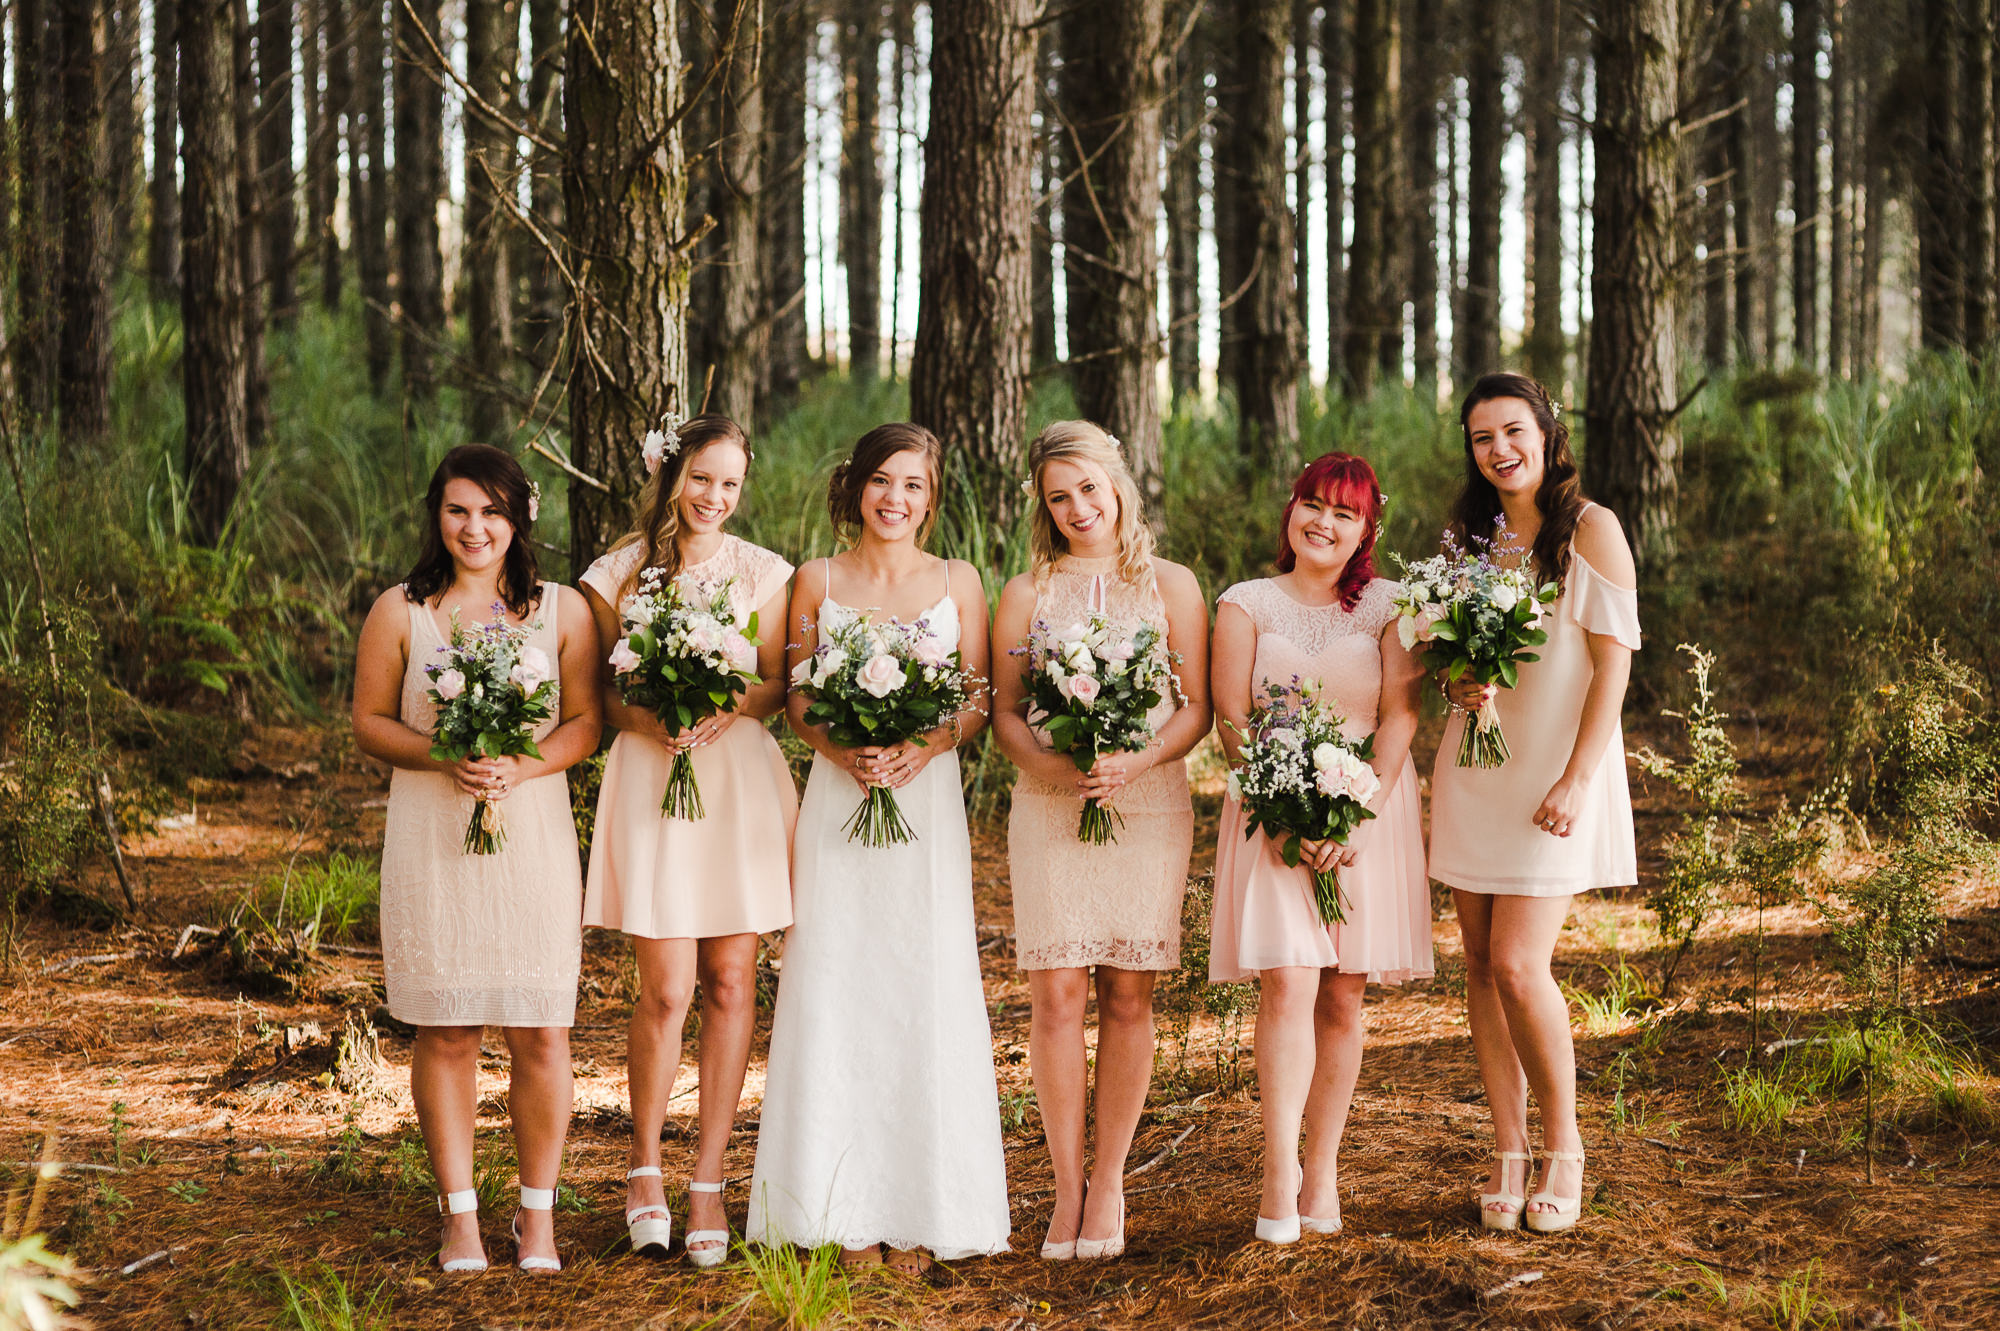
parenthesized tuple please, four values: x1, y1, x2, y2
(435, 1189, 488, 1272)
(1479, 1151, 1533, 1232)
(684, 1180, 730, 1269)
(512, 1183, 562, 1272)
(1524, 1149, 1585, 1234)
(624, 1166, 672, 1257)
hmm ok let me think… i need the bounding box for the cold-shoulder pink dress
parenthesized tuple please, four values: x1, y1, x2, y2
(1209, 577, 1433, 984)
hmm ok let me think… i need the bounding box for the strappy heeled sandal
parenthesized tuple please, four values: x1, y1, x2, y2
(683, 1179, 730, 1269)
(511, 1183, 562, 1272)
(1478, 1151, 1532, 1232)
(624, 1165, 672, 1257)
(1523, 1149, 1585, 1234)
(435, 1189, 488, 1272)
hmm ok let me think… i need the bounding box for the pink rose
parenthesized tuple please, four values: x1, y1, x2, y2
(435, 668, 466, 700)
(856, 653, 908, 699)
(687, 624, 722, 657)
(1101, 638, 1135, 662)
(1066, 673, 1101, 707)
(723, 630, 757, 672)
(608, 641, 642, 675)
(912, 632, 951, 668)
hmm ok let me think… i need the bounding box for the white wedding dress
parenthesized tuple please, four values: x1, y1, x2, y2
(747, 582, 1012, 1259)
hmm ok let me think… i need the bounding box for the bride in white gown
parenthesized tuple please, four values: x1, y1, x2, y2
(748, 423, 1012, 1272)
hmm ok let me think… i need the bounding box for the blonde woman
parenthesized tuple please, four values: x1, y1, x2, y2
(578, 414, 796, 1268)
(991, 422, 1211, 1260)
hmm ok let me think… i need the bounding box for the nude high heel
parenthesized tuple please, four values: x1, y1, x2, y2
(624, 1166, 672, 1257)
(1478, 1151, 1533, 1232)
(1523, 1149, 1585, 1234)
(1074, 1194, 1125, 1259)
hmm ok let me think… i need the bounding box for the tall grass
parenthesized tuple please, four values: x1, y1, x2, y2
(274, 1261, 390, 1331)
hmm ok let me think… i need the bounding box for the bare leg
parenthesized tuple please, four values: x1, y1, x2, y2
(411, 1024, 486, 1266)
(1254, 967, 1321, 1219)
(687, 933, 760, 1249)
(502, 1024, 573, 1263)
(1027, 968, 1089, 1249)
(626, 937, 699, 1225)
(1454, 889, 1531, 1214)
(1080, 967, 1158, 1241)
(1485, 894, 1583, 1214)
(1299, 972, 1367, 1220)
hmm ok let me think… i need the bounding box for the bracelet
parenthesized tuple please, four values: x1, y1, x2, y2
(948, 713, 964, 748)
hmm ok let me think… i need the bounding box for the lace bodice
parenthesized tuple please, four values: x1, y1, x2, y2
(1028, 553, 1178, 733)
(1219, 576, 1400, 737)
(399, 586, 563, 740)
(581, 534, 794, 632)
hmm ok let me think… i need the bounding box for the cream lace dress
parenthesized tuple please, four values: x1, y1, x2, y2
(1006, 555, 1194, 971)
(379, 586, 583, 1027)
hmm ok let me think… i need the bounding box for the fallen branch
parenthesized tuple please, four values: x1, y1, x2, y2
(1124, 1122, 1199, 1180)
(43, 951, 141, 974)
(1480, 1270, 1543, 1300)
(172, 924, 221, 959)
(118, 1248, 177, 1276)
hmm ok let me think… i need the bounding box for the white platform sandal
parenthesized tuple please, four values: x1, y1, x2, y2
(1478, 1151, 1532, 1232)
(1523, 1149, 1585, 1234)
(625, 1165, 672, 1257)
(435, 1189, 488, 1272)
(511, 1183, 562, 1272)
(683, 1180, 730, 1269)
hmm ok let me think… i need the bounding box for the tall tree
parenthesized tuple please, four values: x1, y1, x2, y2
(1525, 0, 1566, 385)
(321, 0, 352, 308)
(1166, 16, 1205, 407)
(1751, 15, 1780, 360)
(886, 0, 914, 377)
(1700, 105, 1732, 368)
(1856, 22, 1884, 372)
(565, 0, 690, 569)
(394, 0, 446, 398)
(1216, 0, 1300, 464)
(1456, 0, 1502, 384)
(910, 0, 1036, 522)
(181, 0, 249, 544)
(840, 0, 883, 381)
(759, 0, 810, 415)
(522, 0, 565, 367)
(150, 0, 181, 294)
(466, 0, 519, 442)
(1586, 0, 1682, 570)
(1059, 0, 1167, 515)
(708, 0, 766, 419)
(1342, 0, 1399, 392)
(1725, 0, 1756, 359)
(1790, 0, 1820, 366)
(1293, 0, 1313, 342)
(1827, 0, 1849, 373)
(57, 0, 113, 443)
(106, 0, 140, 264)
(232, 0, 269, 448)
(1963, 0, 1995, 349)
(1405, 0, 1440, 386)
(1030, 35, 1059, 371)
(256, 0, 295, 325)
(14, 0, 57, 416)
(354, 0, 392, 390)
(1322, 0, 1347, 372)
(1914, 0, 1961, 349)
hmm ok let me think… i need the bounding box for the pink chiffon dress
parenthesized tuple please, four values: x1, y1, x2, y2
(1209, 577, 1434, 985)
(580, 536, 798, 939)
(1428, 522, 1642, 897)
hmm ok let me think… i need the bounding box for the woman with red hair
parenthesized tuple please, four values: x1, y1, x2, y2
(1208, 452, 1433, 1244)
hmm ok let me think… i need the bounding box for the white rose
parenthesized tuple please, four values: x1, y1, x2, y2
(722, 630, 756, 672)
(856, 653, 907, 698)
(1046, 659, 1068, 685)
(1490, 583, 1520, 613)
(1397, 613, 1422, 652)
(686, 623, 722, 657)
(519, 646, 552, 679)
(1312, 742, 1342, 773)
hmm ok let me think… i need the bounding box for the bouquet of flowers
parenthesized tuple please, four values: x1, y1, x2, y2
(1017, 613, 1179, 845)
(1391, 531, 1559, 768)
(425, 605, 558, 854)
(1227, 680, 1380, 925)
(607, 569, 762, 819)
(792, 613, 978, 847)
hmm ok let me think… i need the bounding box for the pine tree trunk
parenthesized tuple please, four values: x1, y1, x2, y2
(57, 0, 112, 444)
(1406, 0, 1439, 387)
(355, 0, 391, 391)
(1166, 17, 1205, 408)
(1059, 0, 1166, 517)
(1915, 0, 1961, 349)
(1525, 0, 1565, 386)
(1963, 0, 1996, 349)
(232, 0, 269, 449)
(1457, 0, 1501, 384)
(150, 0, 182, 294)
(1322, 0, 1347, 375)
(683, 4, 721, 392)
(759, 0, 809, 415)
(394, 0, 446, 397)
(0, 21, 11, 297)
(321, 0, 351, 308)
(257, 0, 295, 327)
(1827, 0, 1849, 375)
(1217, 0, 1300, 464)
(1726, 0, 1755, 360)
(1752, 30, 1780, 360)
(181, 0, 249, 545)
(709, 0, 765, 421)
(1790, 0, 1819, 367)
(106, 0, 140, 265)
(1293, 0, 1313, 345)
(564, 0, 690, 571)
(1701, 95, 1732, 367)
(466, 0, 519, 443)
(1342, 0, 1397, 393)
(1032, 31, 1059, 372)
(1585, 0, 1681, 571)
(909, 0, 1036, 524)
(13, 0, 56, 417)
(886, 0, 912, 378)
(1858, 29, 1884, 373)
(840, 0, 882, 381)
(523, 0, 565, 370)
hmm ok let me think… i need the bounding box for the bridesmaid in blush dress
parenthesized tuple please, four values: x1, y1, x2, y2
(1209, 452, 1432, 1244)
(352, 444, 601, 1273)
(992, 421, 1210, 1261)
(578, 415, 796, 1268)
(1428, 373, 1640, 1235)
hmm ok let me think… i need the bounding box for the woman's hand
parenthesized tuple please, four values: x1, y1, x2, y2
(1444, 674, 1497, 712)
(1531, 774, 1586, 837)
(1076, 747, 1156, 803)
(456, 754, 534, 801)
(851, 739, 934, 790)
(662, 712, 738, 755)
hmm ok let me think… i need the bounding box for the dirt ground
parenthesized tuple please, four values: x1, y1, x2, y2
(3, 716, 1997, 1330)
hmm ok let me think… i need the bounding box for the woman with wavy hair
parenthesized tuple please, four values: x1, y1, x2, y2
(991, 420, 1211, 1260)
(1430, 372, 1640, 1235)
(352, 443, 601, 1272)
(578, 414, 797, 1268)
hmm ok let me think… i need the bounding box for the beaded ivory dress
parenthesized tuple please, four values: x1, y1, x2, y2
(380, 586, 582, 1027)
(1007, 555, 1194, 971)
(1428, 519, 1642, 897)
(580, 536, 798, 939)
(748, 565, 1012, 1259)
(1209, 577, 1433, 984)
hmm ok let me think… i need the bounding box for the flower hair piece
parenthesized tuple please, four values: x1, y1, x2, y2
(1547, 397, 1562, 421)
(1103, 433, 1122, 453)
(641, 413, 685, 476)
(527, 480, 542, 522)
(1020, 475, 1038, 497)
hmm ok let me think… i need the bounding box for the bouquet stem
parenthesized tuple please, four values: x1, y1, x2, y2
(464, 798, 505, 855)
(842, 786, 915, 847)
(660, 749, 705, 820)
(1076, 798, 1124, 846)
(1455, 696, 1512, 769)
(1310, 867, 1347, 926)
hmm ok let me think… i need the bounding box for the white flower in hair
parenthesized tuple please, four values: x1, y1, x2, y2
(641, 415, 684, 476)
(1104, 433, 1122, 453)
(1020, 475, 1038, 496)
(527, 480, 542, 522)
